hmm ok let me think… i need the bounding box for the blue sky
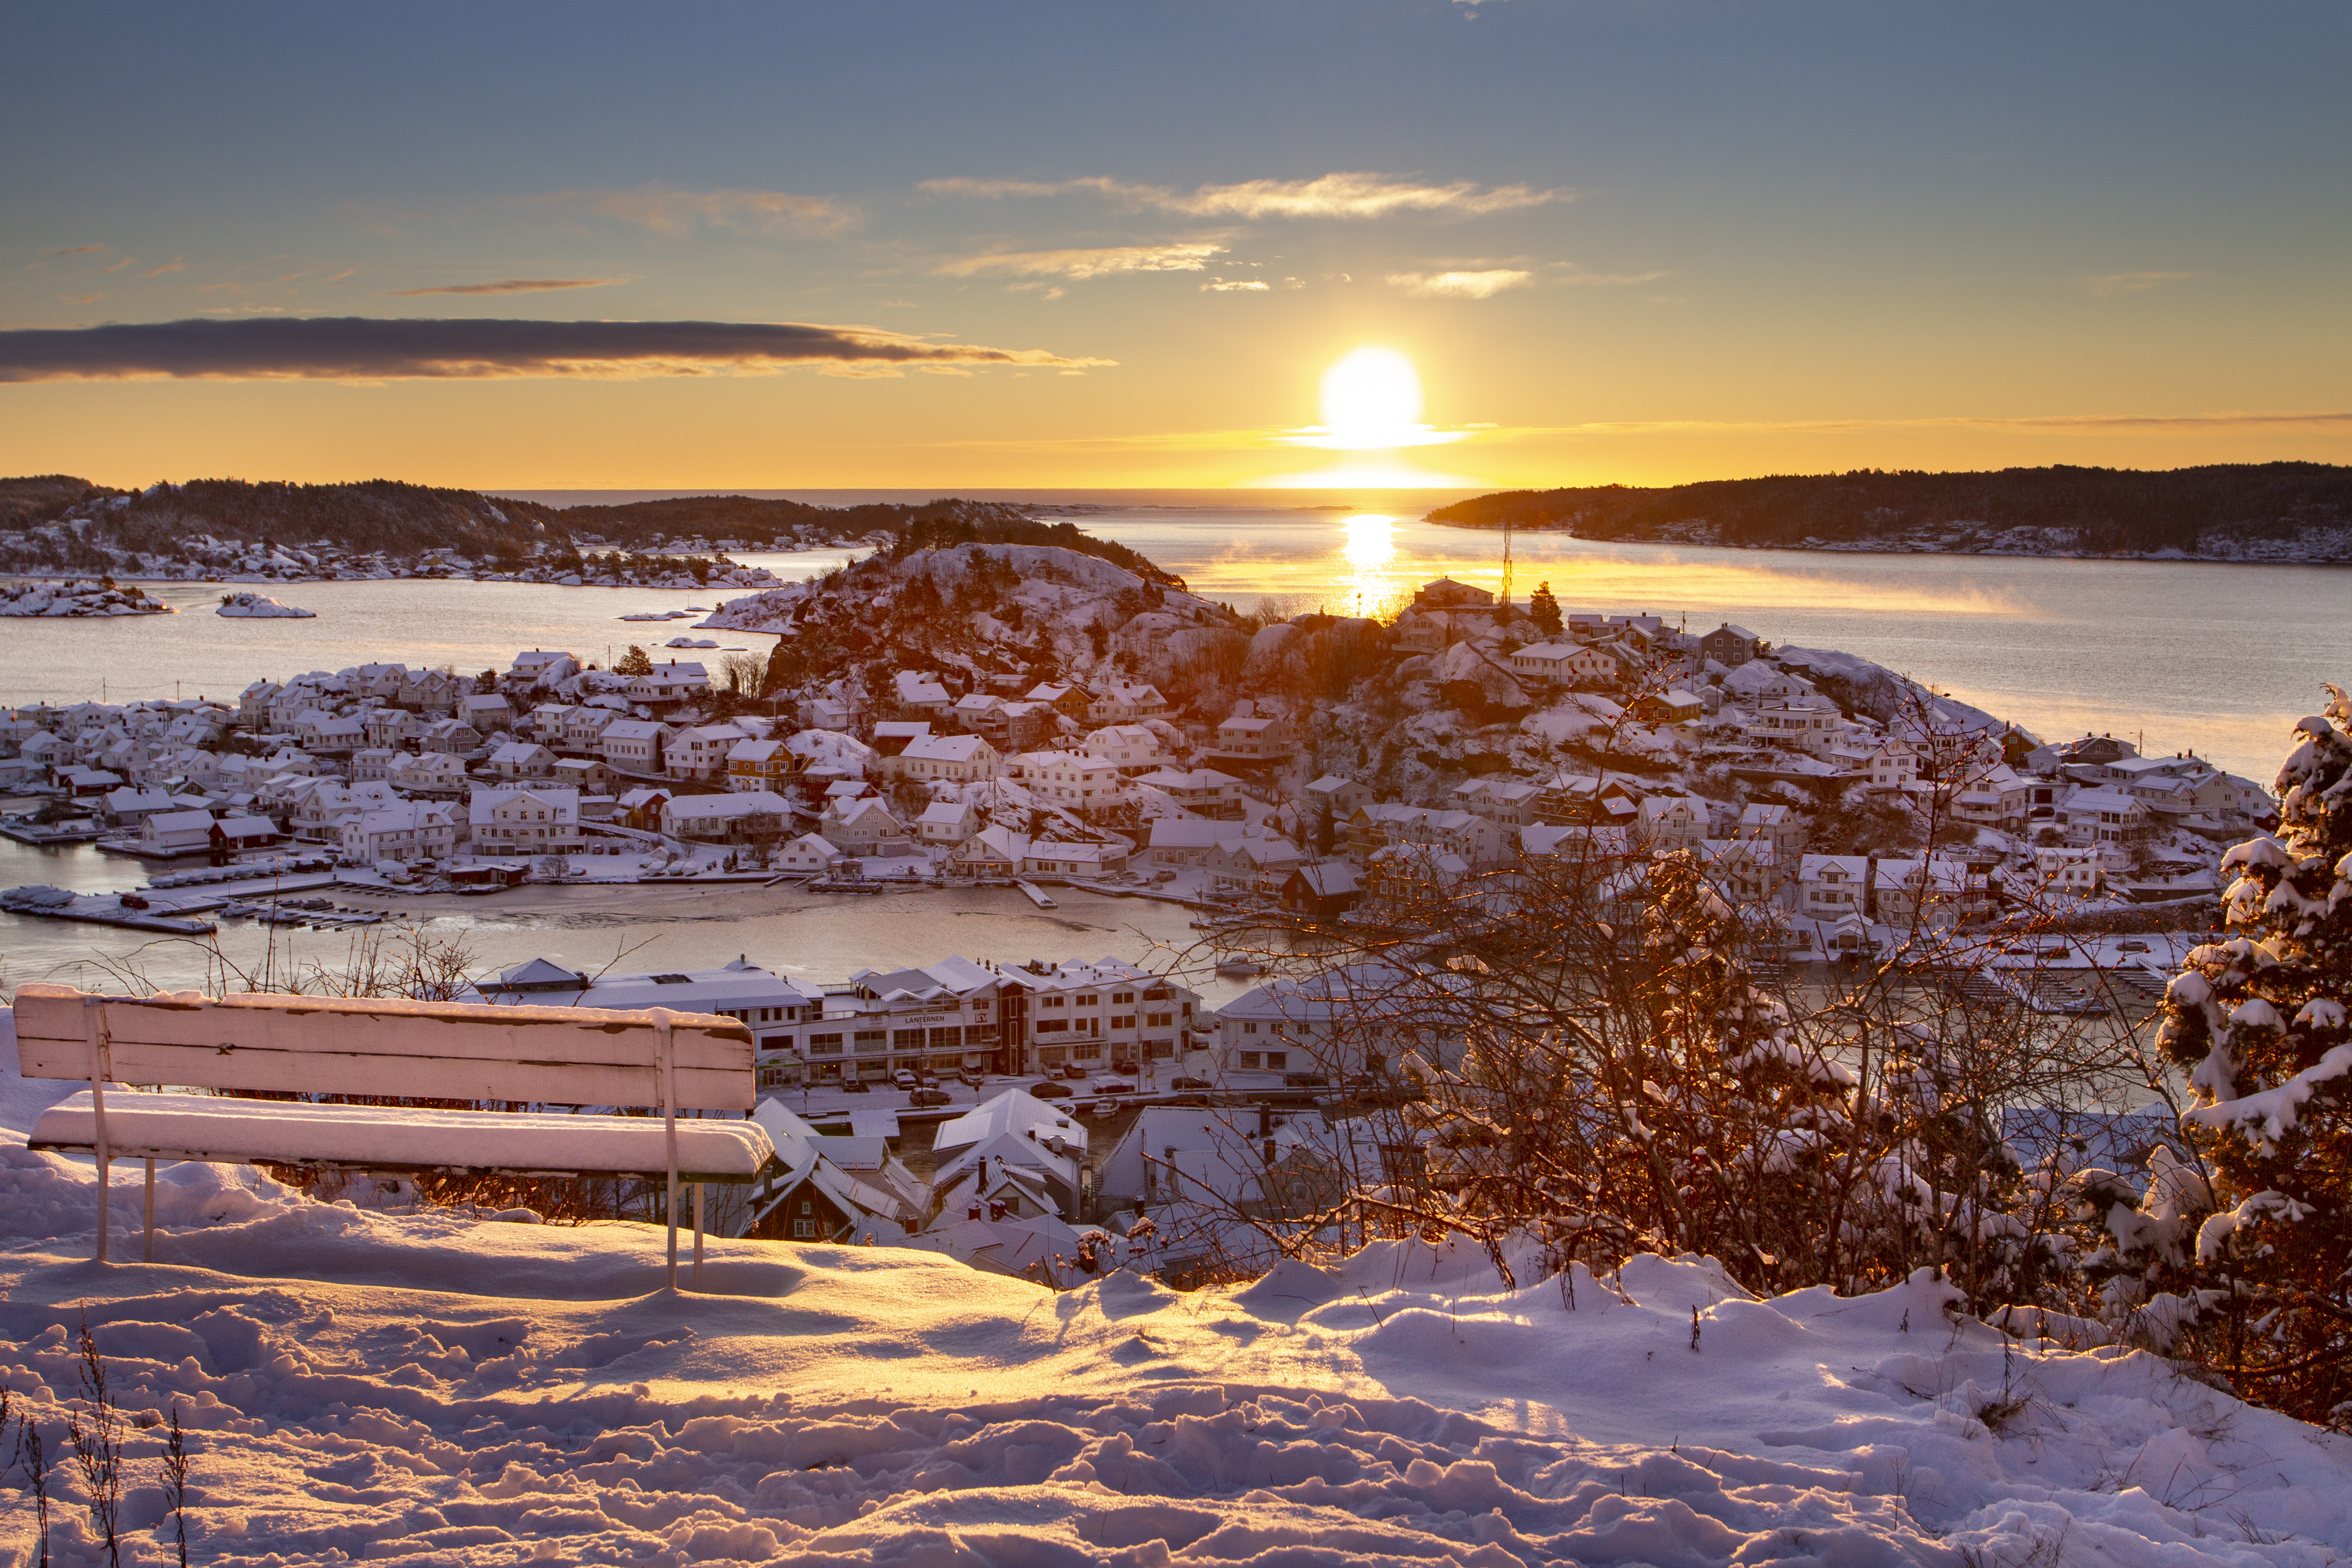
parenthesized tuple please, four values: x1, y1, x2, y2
(5, 1, 2346, 488)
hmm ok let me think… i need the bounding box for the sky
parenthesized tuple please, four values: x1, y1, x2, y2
(3, 1, 2348, 492)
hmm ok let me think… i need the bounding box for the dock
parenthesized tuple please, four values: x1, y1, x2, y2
(0, 886, 215, 935)
(1015, 879, 1058, 909)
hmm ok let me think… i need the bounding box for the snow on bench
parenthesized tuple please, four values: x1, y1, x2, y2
(10, 983, 772, 1289)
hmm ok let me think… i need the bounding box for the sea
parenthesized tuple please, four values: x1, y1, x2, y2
(1, 488, 2339, 990)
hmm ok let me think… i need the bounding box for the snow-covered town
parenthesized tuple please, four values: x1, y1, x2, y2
(1, 548, 2271, 959)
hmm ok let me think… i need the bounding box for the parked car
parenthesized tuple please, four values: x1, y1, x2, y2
(1029, 1081, 1073, 1100)
(956, 1070, 987, 1088)
(1089, 1077, 1133, 1095)
(840, 1078, 871, 1094)
(1282, 1072, 1331, 1089)
(1087, 1097, 1119, 1116)
(1060, 1063, 1088, 1080)
(892, 1070, 919, 1090)
(1168, 1075, 1211, 1091)
(907, 1087, 952, 1108)
(1109, 1060, 1139, 1076)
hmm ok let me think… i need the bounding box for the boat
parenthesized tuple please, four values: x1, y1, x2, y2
(1215, 957, 1264, 977)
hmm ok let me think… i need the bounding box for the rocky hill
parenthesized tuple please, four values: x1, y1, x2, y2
(709, 542, 1235, 706)
(1427, 463, 2352, 561)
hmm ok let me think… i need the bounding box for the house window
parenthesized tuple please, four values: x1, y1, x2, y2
(1111, 1015, 1135, 1031)
(1242, 1021, 1258, 1035)
(1239, 1051, 1260, 1069)
(792, 1218, 817, 1239)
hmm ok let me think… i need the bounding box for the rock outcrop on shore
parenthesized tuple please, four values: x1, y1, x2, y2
(0, 579, 172, 616)
(215, 591, 315, 618)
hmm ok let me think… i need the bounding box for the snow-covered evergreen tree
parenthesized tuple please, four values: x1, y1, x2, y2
(2153, 684, 2352, 1421)
(1528, 580, 1563, 639)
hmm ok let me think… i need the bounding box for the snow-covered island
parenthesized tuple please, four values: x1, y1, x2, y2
(0, 579, 172, 617)
(215, 591, 315, 618)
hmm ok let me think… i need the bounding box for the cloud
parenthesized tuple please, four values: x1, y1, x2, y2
(922, 172, 1570, 220)
(383, 277, 630, 297)
(939, 241, 1226, 281)
(100, 258, 135, 274)
(1200, 278, 1270, 293)
(1552, 263, 1670, 286)
(2087, 270, 2210, 296)
(0, 316, 1111, 382)
(539, 186, 858, 237)
(138, 261, 185, 278)
(46, 244, 106, 257)
(57, 294, 103, 305)
(1387, 268, 1533, 299)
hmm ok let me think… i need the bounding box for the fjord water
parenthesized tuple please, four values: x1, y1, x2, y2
(1, 490, 2336, 783)
(2, 490, 2337, 988)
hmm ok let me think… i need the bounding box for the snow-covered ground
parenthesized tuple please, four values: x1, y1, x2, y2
(5, 1036, 2349, 1566)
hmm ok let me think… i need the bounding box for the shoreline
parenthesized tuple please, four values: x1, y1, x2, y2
(1421, 520, 2352, 567)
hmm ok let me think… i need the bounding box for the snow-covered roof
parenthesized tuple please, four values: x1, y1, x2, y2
(932, 1088, 1088, 1157)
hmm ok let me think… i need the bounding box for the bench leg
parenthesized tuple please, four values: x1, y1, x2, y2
(144, 1158, 155, 1263)
(693, 1183, 705, 1290)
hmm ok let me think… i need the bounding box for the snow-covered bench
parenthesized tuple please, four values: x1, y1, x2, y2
(9, 983, 772, 1289)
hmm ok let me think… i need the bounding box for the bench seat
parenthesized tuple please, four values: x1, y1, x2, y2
(30, 1091, 774, 1184)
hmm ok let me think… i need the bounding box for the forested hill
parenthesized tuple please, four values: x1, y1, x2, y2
(1424, 464, 2352, 561)
(0, 477, 1183, 586)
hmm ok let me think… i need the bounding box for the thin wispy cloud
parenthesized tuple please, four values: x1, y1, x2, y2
(57, 294, 103, 305)
(2087, 270, 2211, 296)
(100, 258, 135, 275)
(46, 244, 107, 257)
(138, 261, 185, 278)
(923, 172, 1571, 220)
(383, 278, 630, 297)
(1387, 268, 1533, 299)
(537, 186, 858, 238)
(1553, 263, 1670, 286)
(1200, 278, 1270, 293)
(939, 241, 1227, 281)
(0, 316, 1109, 382)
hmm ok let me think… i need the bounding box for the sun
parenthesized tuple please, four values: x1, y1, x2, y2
(1281, 347, 1470, 453)
(1320, 347, 1424, 449)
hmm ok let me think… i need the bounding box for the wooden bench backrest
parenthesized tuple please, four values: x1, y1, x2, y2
(10, 984, 756, 1112)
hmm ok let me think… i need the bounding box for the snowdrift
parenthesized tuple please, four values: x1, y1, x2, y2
(3, 1031, 2347, 1565)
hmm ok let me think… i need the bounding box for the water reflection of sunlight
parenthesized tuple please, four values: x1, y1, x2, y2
(1339, 513, 1405, 619)
(1340, 514, 1395, 571)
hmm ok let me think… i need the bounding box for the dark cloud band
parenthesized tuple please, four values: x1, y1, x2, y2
(0, 316, 1105, 381)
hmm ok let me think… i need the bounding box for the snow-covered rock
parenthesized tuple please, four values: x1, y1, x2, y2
(0, 580, 172, 617)
(215, 592, 316, 618)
